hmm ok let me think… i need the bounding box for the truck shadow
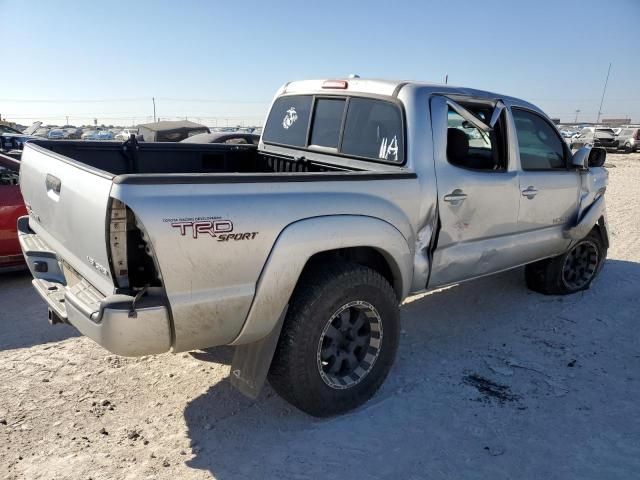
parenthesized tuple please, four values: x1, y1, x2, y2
(182, 259, 640, 479)
(189, 345, 234, 365)
(0, 270, 79, 351)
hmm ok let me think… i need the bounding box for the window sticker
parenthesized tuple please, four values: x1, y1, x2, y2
(282, 107, 298, 129)
(379, 135, 399, 161)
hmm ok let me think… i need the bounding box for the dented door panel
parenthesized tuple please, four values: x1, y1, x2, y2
(428, 95, 521, 287)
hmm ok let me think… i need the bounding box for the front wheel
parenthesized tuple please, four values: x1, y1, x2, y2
(268, 262, 400, 417)
(525, 230, 606, 295)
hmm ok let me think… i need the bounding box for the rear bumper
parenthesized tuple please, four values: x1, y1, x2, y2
(18, 216, 172, 356)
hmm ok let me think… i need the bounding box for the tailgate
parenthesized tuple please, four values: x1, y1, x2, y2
(20, 142, 115, 295)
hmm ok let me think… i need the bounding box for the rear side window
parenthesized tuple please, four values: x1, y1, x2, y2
(263, 95, 404, 163)
(263, 95, 312, 147)
(513, 109, 566, 170)
(341, 98, 404, 163)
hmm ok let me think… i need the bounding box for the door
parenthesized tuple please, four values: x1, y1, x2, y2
(428, 96, 521, 287)
(511, 107, 579, 261)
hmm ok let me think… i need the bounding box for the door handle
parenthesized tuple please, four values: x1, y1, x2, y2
(443, 189, 467, 205)
(521, 186, 538, 199)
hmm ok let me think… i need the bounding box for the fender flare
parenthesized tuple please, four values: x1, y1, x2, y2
(229, 215, 412, 346)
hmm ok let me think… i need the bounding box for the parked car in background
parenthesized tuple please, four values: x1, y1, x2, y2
(48, 129, 67, 140)
(82, 130, 115, 140)
(0, 154, 27, 271)
(0, 124, 22, 135)
(559, 129, 577, 138)
(180, 131, 260, 145)
(0, 122, 41, 155)
(115, 128, 139, 141)
(34, 127, 51, 138)
(615, 128, 639, 153)
(570, 127, 618, 151)
(137, 120, 209, 142)
(65, 127, 83, 139)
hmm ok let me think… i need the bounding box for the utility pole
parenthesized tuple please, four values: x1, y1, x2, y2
(152, 97, 157, 123)
(574, 109, 580, 123)
(596, 63, 612, 124)
(65, 115, 69, 125)
(445, 74, 448, 85)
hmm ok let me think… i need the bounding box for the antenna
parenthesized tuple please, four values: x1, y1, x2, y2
(596, 63, 612, 124)
(445, 74, 448, 85)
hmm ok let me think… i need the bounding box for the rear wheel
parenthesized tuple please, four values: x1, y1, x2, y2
(624, 142, 633, 154)
(525, 230, 606, 295)
(268, 262, 399, 417)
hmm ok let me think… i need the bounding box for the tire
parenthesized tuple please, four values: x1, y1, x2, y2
(268, 262, 400, 417)
(525, 229, 607, 295)
(624, 142, 632, 154)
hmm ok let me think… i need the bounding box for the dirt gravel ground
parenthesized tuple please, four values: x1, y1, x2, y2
(1, 153, 639, 480)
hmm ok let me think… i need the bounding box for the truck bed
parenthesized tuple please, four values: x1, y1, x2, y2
(29, 140, 357, 177)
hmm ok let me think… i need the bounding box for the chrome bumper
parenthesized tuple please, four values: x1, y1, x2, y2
(18, 216, 172, 356)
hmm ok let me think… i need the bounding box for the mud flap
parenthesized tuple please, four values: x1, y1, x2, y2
(229, 306, 288, 399)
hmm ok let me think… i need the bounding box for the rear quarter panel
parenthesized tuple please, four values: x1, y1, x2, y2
(111, 176, 421, 351)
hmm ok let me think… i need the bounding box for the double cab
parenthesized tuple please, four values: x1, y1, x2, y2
(19, 78, 609, 416)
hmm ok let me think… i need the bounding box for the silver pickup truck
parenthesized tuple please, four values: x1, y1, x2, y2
(18, 78, 609, 416)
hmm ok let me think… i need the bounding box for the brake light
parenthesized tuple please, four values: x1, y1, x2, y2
(322, 80, 348, 89)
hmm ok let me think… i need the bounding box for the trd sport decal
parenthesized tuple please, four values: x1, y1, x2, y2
(163, 217, 258, 241)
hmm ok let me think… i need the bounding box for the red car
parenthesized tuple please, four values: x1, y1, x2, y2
(0, 153, 27, 270)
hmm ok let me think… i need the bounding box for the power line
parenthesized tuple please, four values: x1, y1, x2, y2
(0, 97, 270, 104)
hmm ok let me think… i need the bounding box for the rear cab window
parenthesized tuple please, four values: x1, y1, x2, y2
(262, 95, 404, 164)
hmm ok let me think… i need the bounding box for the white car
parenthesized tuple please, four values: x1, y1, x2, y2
(115, 128, 138, 141)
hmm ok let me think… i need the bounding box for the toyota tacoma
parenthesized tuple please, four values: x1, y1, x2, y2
(18, 78, 609, 416)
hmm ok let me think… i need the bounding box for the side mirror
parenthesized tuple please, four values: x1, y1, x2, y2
(571, 146, 606, 169)
(588, 147, 606, 168)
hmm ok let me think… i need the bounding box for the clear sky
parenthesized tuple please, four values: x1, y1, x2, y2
(2, 0, 639, 127)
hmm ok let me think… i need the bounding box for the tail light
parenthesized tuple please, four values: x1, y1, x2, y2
(108, 198, 161, 291)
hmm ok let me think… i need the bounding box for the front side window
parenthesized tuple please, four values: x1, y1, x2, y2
(513, 109, 566, 170)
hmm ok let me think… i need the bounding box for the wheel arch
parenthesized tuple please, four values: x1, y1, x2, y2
(229, 215, 412, 346)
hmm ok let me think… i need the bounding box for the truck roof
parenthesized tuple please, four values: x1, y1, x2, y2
(282, 78, 541, 112)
